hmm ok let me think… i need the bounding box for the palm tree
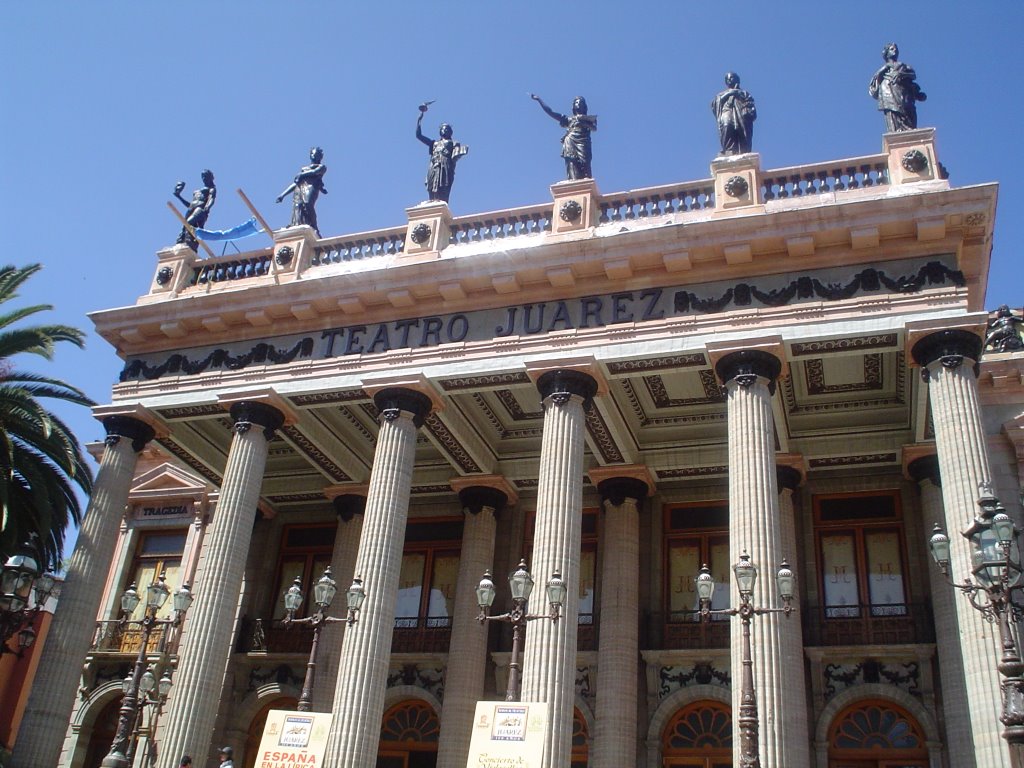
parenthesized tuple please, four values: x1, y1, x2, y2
(0, 264, 94, 571)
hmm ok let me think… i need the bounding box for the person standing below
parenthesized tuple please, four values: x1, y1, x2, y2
(868, 42, 927, 132)
(178, 757, 192, 767)
(217, 746, 233, 767)
(710, 72, 756, 155)
(276, 147, 328, 236)
(530, 94, 597, 180)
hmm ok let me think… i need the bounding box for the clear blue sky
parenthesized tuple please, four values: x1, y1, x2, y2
(1, 2, 1021, 557)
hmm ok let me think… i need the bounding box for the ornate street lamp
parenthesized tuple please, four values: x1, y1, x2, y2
(0, 542, 57, 658)
(476, 559, 566, 701)
(125, 664, 174, 766)
(695, 553, 794, 768)
(282, 568, 365, 712)
(928, 482, 1024, 761)
(100, 573, 193, 768)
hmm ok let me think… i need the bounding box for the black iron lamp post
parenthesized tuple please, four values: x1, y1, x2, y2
(695, 553, 795, 768)
(475, 559, 566, 701)
(282, 567, 365, 712)
(100, 573, 193, 768)
(0, 543, 57, 657)
(928, 482, 1024, 764)
(125, 664, 173, 766)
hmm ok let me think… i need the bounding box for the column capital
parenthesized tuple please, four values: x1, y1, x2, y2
(713, 349, 783, 392)
(226, 400, 286, 438)
(776, 465, 803, 492)
(534, 369, 598, 409)
(906, 454, 941, 486)
(589, 464, 656, 504)
(99, 414, 157, 453)
(325, 485, 369, 522)
(450, 474, 519, 510)
(910, 328, 984, 369)
(371, 387, 433, 428)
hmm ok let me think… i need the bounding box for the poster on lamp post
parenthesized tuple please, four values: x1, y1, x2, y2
(466, 701, 548, 768)
(254, 710, 333, 768)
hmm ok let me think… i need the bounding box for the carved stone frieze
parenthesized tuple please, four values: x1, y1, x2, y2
(386, 663, 445, 702)
(659, 663, 731, 700)
(823, 659, 920, 700)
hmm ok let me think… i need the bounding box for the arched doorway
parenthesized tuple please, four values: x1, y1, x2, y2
(661, 700, 732, 767)
(827, 700, 928, 767)
(243, 696, 297, 768)
(80, 698, 120, 768)
(377, 699, 439, 768)
(571, 706, 589, 767)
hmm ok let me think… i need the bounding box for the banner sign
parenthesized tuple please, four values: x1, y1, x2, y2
(466, 701, 548, 768)
(255, 710, 333, 768)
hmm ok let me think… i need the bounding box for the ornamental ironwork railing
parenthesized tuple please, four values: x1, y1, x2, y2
(803, 602, 934, 646)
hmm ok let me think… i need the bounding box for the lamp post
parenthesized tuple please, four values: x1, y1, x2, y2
(0, 542, 57, 657)
(126, 664, 173, 767)
(928, 482, 1024, 765)
(475, 559, 566, 701)
(100, 573, 193, 768)
(695, 553, 795, 768)
(282, 568, 365, 712)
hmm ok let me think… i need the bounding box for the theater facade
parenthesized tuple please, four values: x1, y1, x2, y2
(14, 128, 1024, 768)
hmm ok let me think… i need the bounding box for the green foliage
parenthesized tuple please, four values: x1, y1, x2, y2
(0, 264, 94, 570)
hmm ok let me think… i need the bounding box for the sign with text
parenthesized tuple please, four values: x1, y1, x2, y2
(255, 710, 333, 768)
(466, 701, 548, 768)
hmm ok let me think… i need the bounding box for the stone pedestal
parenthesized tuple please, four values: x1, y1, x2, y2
(146, 243, 196, 300)
(550, 178, 601, 234)
(311, 489, 367, 712)
(436, 480, 511, 768)
(157, 400, 286, 767)
(711, 153, 762, 211)
(711, 341, 806, 768)
(325, 388, 433, 768)
(272, 224, 318, 278)
(404, 201, 452, 257)
(910, 324, 1007, 766)
(521, 367, 599, 768)
(12, 412, 157, 768)
(883, 127, 941, 185)
(588, 467, 654, 768)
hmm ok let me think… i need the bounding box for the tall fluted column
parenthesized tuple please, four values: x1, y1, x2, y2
(714, 349, 794, 768)
(774, 465, 811, 768)
(912, 329, 1006, 766)
(325, 388, 433, 767)
(521, 369, 597, 768)
(908, 454, 976, 767)
(590, 473, 648, 768)
(13, 415, 155, 768)
(311, 493, 366, 712)
(436, 483, 506, 768)
(157, 401, 284, 767)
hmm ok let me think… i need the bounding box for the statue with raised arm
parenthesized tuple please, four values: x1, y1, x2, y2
(710, 73, 756, 156)
(276, 147, 328, 236)
(415, 104, 468, 204)
(173, 170, 216, 251)
(530, 94, 597, 180)
(869, 42, 927, 132)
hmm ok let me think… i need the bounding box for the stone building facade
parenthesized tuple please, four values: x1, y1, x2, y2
(12, 128, 1024, 768)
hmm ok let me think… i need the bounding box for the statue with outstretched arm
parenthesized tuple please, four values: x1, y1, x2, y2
(173, 169, 216, 251)
(415, 103, 468, 204)
(276, 147, 328, 235)
(530, 93, 597, 180)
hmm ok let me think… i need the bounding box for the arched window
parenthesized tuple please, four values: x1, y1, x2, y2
(572, 707, 589, 767)
(662, 700, 732, 767)
(828, 700, 928, 767)
(378, 700, 439, 768)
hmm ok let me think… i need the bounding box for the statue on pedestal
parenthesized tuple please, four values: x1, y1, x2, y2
(711, 73, 756, 156)
(530, 94, 597, 180)
(415, 104, 468, 204)
(173, 170, 216, 251)
(869, 43, 927, 132)
(276, 147, 328, 236)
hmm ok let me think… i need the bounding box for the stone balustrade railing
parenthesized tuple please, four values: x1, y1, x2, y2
(761, 154, 889, 200)
(599, 178, 716, 222)
(312, 224, 409, 266)
(153, 136, 940, 300)
(448, 201, 553, 244)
